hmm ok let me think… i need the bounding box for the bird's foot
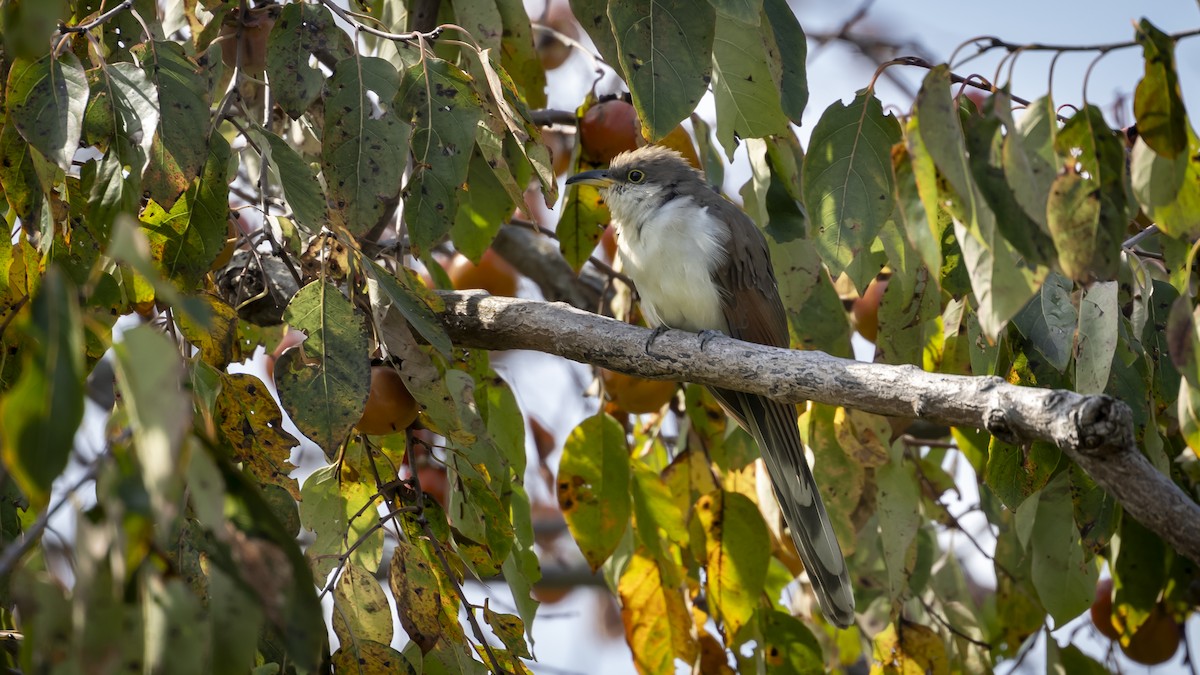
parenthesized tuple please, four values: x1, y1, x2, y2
(644, 325, 669, 355)
(697, 329, 725, 351)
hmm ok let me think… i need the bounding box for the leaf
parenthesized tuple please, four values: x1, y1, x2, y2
(984, 439, 1061, 510)
(1053, 105, 1130, 281)
(501, 485, 541, 640)
(0, 119, 45, 225)
(608, 0, 715, 140)
(331, 641, 417, 675)
(569, 0, 622, 70)
(112, 325, 191, 529)
(1112, 514, 1166, 633)
(143, 576, 207, 675)
(558, 181, 610, 271)
(397, 58, 486, 253)
(483, 607, 531, 660)
(390, 537, 444, 653)
(915, 66, 1044, 339)
(1134, 19, 1189, 159)
(631, 460, 687, 550)
(1012, 272, 1076, 372)
(494, 0, 547, 109)
(807, 405, 862, 557)
(266, 3, 355, 118)
(215, 373, 300, 499)
(892, 139, 939, 281)
(177, 292, 241, 369)
(1068, 463, 1116, 555)
(710, 13, 791, 157)
(618, 548, 696, 673)
(876, 450, 921, 603)
(1003, 95, 1058, 232)
(1045, 172, 1100, 284)
(761, 0, 806, 126)
(259, 128, 327, 234)
(871, 621, 950, 675)
(366, 260, 453, 358)
(1075, 281, 1118, 394)
(84, 62, 158, 175)
(134, 42, 210, 209)
(333, 562, 394, 648)
(1021, 473, 1098, 627)
(451, 148, 515, 262)
(0, 268, 84, 508)
(275, 281, 371, 456)
(557, 412, 631, 570)
(322, 57, 409, 238)
(689, 490, 769, 638)
(877, 265, 940, 367)
(5, 51, 87, 172)
(706, 0, 761, 24)
(758, 610, 824, 673)
(1132, 129, 1200, 239)
(801, 89, 901, 289)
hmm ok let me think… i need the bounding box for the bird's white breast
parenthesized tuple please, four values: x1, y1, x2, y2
(608, 189, 730, 333)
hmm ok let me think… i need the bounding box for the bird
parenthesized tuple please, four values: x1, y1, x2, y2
(566, 145, 856, 628)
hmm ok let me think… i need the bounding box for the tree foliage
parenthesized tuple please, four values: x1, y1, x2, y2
(0, 0, 1197, 672)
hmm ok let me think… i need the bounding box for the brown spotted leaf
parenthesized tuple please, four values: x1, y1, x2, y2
(618, 547, 696, 673)
(5, 51, 87, 172)
(133, 42, 209, 209)
(390, 537, 444, 654)
(333, 561, 393, 648)
(688, 490, 769, 638)
(266, 3, 355, 119)
(215, 373, 299, 499)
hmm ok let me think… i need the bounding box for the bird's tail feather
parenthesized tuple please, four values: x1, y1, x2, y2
(710, 387, 856, 628)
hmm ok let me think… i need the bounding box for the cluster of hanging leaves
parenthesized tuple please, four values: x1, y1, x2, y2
(0, 0, 1197, 670)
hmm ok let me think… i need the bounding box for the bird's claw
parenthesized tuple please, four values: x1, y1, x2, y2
(644, 325, 669, 355)
(698, 329, 725, 351)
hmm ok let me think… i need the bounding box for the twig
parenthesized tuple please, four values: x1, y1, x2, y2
(58, 0, 134, 34)
(318, 0, 443, 43)
(918, 596, 991, 650)
(966, 28, 1200, 57)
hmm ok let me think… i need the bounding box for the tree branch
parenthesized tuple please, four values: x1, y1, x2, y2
(434, 292, 1200, 565)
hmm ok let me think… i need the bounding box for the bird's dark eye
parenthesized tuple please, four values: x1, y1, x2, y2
(627, 169, 645, 183)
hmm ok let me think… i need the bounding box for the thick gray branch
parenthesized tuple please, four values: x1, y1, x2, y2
(437, 292, 1200, 565)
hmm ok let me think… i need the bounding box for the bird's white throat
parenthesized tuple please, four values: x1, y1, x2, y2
(606, 185, 730, 333)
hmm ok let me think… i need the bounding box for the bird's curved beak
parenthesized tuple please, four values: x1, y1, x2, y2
(565, 169, 614, 188)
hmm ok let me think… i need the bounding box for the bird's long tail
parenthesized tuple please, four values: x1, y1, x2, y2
(710, 387, 856, 628)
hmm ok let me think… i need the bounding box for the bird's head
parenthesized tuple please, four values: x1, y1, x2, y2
(565, 145, 707, 229)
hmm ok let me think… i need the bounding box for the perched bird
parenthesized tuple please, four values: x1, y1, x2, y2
(567, 145, 855, 628)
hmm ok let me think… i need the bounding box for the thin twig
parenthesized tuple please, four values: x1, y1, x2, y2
(58, 0, 134, 34)
(918, 596, 992, 650)
(317, 0, 443, 43)
(0, 461, 102, 579)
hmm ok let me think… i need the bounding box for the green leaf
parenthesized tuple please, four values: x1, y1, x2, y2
(275, 281, 371, 456)
(876, 448, 920, 603)
(801, 89, 901, 289)
(1132, 129, 1200, 239)
(451, 0, 503, 52)
(557, 412, 631, 570)
(558, 182, 609, 271)
(323, 57, 409, 238)
(1002, 95, 1058, 232)
(397, 58, 484, 253)
(501, 483, 541, 638)
(495, 0, 547, 109)
(761, 0, 806, 126)
(144, 577, 208, 675)
(140, 133, 232, 289)
(877, 265, 940, 367)
(768, 236, 852, 356)
(631, 459, 687, 551)
(259, 128, 327, 235)
(84, 62, 158, 175)
(366, 260, 453, 358)
(1021, 473, 1098, 627)
(451, 148, 515, 261)
(706, 0, 761, 24)
(689, 490, 769, 638)
(757, 609, 824, 673)
(1047, 642, 1109, 675)
(1068, 463, 1116, 555)
(710, 13, 791, 157)
(985, 439, 1061, 510)
(266, 3, 355, 118)
(1, 0, 67, 61)
(1053, 105, 1130, 280)
(1012, 272, 1076, 372)
(483, 606, 531, 660)
(1113, 513, 1167, 632)
(0, 268, 84, 508)
(333, 561, 394, 649)
(608, 0, 715, 140)
(134, 42, 210, 209)
(915, 66, 1044, 338)
(5, 51, 87, 172)
(112, 325, 191, 531)
(569, 0, 622, 70)
(1075, 280, 1119, 394)
(1134, 19, 1189, 159)
(964, 94, 1057, 267)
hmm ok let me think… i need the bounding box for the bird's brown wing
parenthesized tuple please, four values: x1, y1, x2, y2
(705, 199, 856, 628)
